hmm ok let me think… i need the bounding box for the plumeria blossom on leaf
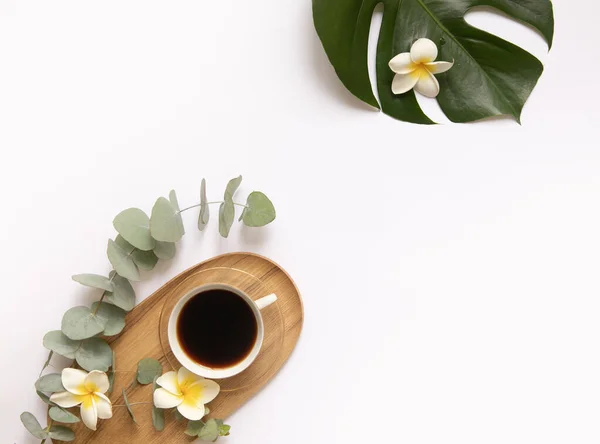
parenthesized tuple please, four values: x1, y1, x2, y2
(50, 368, 113, 431)
(153, 367, 220, 420)
(389, 38, 453, 98)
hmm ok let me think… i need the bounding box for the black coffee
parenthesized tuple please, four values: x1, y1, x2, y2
(177, 289, 258, 369)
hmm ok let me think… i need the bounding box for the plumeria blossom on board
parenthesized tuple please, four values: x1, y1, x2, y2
(50, 368, 113, 431)
(389, 38, 453, 98)
(153, 367, 220, 420)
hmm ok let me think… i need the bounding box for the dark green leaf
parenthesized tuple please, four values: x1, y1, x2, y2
(150, 196, 185, 242)
(107, 239, 140, 281)
(185, 419, 205, 437)
(75, 337, 113, 372)
(153, 241, 176, 260)
(48, 425, 76, 441)
(104, 271, 136, 311)
(61, 306, 105, 340)
(152, 407, 165, 432)
(113, 208, 156, 251)
(35, 373, 65, 393)
(136, 358, 162, 385)
(198, 178, 210, 231)
(20, 412, 48, 439)
(91, 301, 127, 336)
(43, 331, 81, 359)
(72, 274, 114, 292)
(241, 192, 276, 227)
(123, 389, 137, 424)
(313, 0, 554, 123)
(49, 407, 80, 424)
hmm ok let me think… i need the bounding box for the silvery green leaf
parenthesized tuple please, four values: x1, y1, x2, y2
(137, 358, 162, 385)
(43, 330, 81, 358)
(174, 409, 184, 422)
(49, 406, 80, 424)
(104, 271, 136, 311)
(35, 373, 65, 393)
(150, 197, 185, 242)
(115, 235, 159, 270)
(40, 350, 53, 375)
(36, 390, 55, 405)
(185, 420, 205, 437)
(20, 412, 48, 439)
(152, 407, 165, 432)
(241, 192, 276, 227)
(224, 175, 242, 200)
(113, 208, 156, 251)
(107, 239, 140, 281)
(218, 201, 234, 238)
(75, 337, 112, 372)
(123, 389, 137, 424)
(153, 241, 176, 260)
(198, 178, 210, 231)
(216, 419, 231, 436)
(198, 419, 220, 441)
(91, 302, 126, 336)
(48, 425, 75, 441)
(114, 234, 136, 253)
(61, 306, 105, 340)
(169, 189, 181, 211)
(71, 274, 114, 292)
(107, 350, 116, 394)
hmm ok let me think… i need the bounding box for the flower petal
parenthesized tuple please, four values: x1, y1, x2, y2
(85, 370, 110, 394)
(177, 402, 206, 421)
(61, 368, 89, 395)
(391, 72, 419, 95)
(410, 38, 438, 63)
(197, 379, 220, 404)
(156, 371, 182, 396)
(414, 69, 440, 98)
(154, 387, 183, 409)
(424, 60, 453, 74)
(388, 52, 416, 74)
(94, 393, 113, 420)
(80, 395, 98, 431)
(178, 367, 201, 389)
(50, 391, 85, 408)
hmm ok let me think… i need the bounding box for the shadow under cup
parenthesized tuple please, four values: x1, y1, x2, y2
(159, 267, 284, 392)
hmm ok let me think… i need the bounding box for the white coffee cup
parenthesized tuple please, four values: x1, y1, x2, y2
(168, 283, 278, 379)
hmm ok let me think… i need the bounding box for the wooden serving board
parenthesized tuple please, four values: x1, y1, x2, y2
(70, 252, 303, 443)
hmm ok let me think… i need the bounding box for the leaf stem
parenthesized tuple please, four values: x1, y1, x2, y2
(178, 201, 247, 214)
(92, 271, 118, 315)
(114, 402, 153, 407)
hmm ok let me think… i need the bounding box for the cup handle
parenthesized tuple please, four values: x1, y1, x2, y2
(255, 293, 277, 310)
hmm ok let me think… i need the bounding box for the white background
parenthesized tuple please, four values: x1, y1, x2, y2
(1, 0, 600, 442)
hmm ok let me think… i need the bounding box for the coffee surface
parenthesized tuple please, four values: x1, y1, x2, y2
(177, 289, 258, 369)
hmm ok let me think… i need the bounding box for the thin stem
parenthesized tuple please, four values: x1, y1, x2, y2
(178, 201, 247, 214)
(113, 402, 153, 407)
(92, 270, 118, 315)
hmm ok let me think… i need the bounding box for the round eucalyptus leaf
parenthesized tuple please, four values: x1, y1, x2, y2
(104, 271, 136, 311)
(61, 307, 105, 340)
(75, 337, 113, 372)
(36, 390, 56, 405)
(185, 420, 205, 437)
(20, 412, 48, 439)
(150, 197, 185, 242)
(114, 237, 158, 270)
(114, 234, 135, 253)
(137, 358, 163, 384)
(91, 301, 127, 336)
(152, 407, 165, 432)
(218, 201, 235, 238)
(107, 239, 140, 281)
(241, 192, 276, 227)
(198, 178, 210, 231)
(71, 274, 114, 292)
(199, 419, 219, 441)
(153, 241, 176, 260)
(113, 208, 156, 251)
(48, 425, 75, 441)
(35, 373, 65, 393)
(49, 407, 80, 424)
(43, 330, 81, 359)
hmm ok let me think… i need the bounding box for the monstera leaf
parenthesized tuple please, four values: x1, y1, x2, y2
(313, 0, 554, 123)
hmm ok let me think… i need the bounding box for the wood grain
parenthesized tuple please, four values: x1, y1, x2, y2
(68, 252, 303, 443)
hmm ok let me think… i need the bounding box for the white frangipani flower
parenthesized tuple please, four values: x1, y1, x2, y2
(389, 38, 453, 98)
(49, 369, 113, 431)
(153, 367, 220, 420)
